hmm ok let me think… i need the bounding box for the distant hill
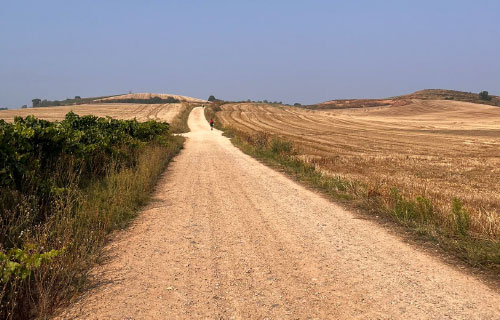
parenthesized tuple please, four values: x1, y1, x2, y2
(314, 89, 500, 109)
(394, 89, 500, 105)
(30, 93, 207, 108)
(94, 93, 207, 103)
(31, 94, 121, 108)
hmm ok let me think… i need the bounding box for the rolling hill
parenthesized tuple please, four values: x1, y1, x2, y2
(315, 89, 500, 109)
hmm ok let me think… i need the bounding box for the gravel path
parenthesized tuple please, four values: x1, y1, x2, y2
(58, 107, 500, 319)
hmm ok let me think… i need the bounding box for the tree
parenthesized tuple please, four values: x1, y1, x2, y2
(21, 105, 28, 109)
(294, 103, 302, 106)
(151, 96, 162, 103)
(75, 96, 81, 100)
(32, 98, 41, 108)
(479, 91, 491, 101)
(208, 95, 216, 102)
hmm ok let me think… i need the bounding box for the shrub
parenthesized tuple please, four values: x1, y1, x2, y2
(271, 138, 294, 156)
(0, 112, 170, 243)
(0, 112, 177, 319)
(479, 91, 491, 101)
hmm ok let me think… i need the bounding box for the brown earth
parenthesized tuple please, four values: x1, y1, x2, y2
(56, 107, 500, 319)
(217, 100, 500, 239)
(0, 103, 186, 123)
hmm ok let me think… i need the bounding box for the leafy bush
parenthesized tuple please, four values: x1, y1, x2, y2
(0, 246, 62, 283)
(0, 112, 169, 245)
(0, 112, 176, 319)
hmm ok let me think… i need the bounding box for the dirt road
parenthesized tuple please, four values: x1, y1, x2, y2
(58, 107, 500, 319)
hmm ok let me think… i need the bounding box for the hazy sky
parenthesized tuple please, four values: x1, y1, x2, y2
(1, 0, 499, 108)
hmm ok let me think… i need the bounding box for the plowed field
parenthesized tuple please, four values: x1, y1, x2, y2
(217, 100, 500, 238)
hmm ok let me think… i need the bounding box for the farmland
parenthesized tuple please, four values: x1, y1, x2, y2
(94, 92, 207, 103)
(216, 99, 500, 242)
(0, 103, 187, 123)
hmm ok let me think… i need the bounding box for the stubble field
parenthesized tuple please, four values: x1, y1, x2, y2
(0, 103, 186, 123)
(217, 100, 500, 240)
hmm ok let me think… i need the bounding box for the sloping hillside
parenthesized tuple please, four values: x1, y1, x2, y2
(95, 93, 207, 103)
(396, 89, 500, 105)
(316, 89, 500, 109)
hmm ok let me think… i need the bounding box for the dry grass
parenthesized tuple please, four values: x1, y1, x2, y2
(169, 103, 197, 133)
(217, 100, 500, 242)
(0, 136, 184, 319)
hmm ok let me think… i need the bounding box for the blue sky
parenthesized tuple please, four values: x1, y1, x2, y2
(1, 0, 499, 108)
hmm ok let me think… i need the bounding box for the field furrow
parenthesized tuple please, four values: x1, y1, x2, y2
(217, 100, 500, 238)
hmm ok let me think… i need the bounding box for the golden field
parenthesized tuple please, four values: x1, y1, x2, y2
(0, 103, 186, 123)
(217, 99, 500, 240)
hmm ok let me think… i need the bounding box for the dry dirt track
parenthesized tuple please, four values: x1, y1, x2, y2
(58, 107, 500, 319)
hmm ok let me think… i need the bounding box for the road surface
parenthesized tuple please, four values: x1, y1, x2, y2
(58, 107, 500, 319)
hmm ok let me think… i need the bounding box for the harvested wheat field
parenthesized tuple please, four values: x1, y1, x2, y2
(0, 103, 186, 123)
(217, 100, 500, 241)
(95, 92, 207, 103)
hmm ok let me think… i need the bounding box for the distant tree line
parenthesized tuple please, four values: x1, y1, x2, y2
(0, 107, 8, 110)
(98, 96, 180, 104)
(207, 95, 288, 105)
(30, 95, 130, 108)
(32, 96, 87, 108)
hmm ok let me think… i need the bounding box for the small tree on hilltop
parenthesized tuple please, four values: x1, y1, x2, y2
(479, 91, 491, 101)
(208, 95, 216, 102)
